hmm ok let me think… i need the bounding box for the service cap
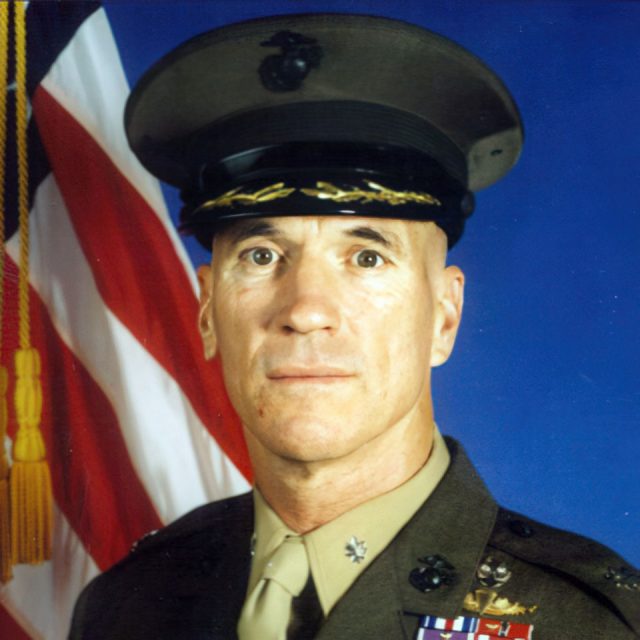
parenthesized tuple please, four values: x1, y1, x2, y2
(125, 13, 523, 248)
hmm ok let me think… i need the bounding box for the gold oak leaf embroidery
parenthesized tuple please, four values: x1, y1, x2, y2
(300, 181, 441, 206)
(199, 182, 296, 209)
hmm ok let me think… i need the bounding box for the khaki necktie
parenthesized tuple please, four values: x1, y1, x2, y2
(237, 535, 309, 640)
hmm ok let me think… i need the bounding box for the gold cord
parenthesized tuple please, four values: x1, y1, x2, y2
(0, 0, 12, 583)
(9, 0, 53, 567)
(15, 0, 29, 350)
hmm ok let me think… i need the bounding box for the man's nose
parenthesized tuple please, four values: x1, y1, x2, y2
(274, 255, 341, 335)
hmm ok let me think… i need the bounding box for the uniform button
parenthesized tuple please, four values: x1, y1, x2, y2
(509, 519, 534, 538)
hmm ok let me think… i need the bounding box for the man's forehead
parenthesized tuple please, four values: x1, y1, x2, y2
(214, 215, 441, 248)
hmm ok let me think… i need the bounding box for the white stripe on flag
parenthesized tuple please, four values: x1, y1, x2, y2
(39, 8, 196, 291)
(7, 174, 249, 522)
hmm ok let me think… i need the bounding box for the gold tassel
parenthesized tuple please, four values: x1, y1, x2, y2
(9, 2, 53, 566)
(10, 349, 52, 563)
(0, 366, 12, 581)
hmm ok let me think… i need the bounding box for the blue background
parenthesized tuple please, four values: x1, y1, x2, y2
(103, 0, 639, 564)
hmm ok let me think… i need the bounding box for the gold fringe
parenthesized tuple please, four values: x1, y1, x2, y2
(0, 367, 12, 581)
(10, 349, 52, 564)
(10, 463, 52, 564)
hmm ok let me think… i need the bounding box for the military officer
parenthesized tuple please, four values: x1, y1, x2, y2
(69, 13, 639, 640)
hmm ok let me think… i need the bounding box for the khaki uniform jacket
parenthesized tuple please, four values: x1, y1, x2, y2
(69, 439, 639, 639)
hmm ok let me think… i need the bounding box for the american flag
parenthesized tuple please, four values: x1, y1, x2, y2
(0, 3, 250, 637)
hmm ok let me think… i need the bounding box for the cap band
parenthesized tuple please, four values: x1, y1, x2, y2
(176, 140, 473, 247)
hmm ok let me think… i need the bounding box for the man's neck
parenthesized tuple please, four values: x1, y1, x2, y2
(245, 405, 435, 534)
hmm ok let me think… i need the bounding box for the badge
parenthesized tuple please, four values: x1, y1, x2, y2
(463, 556, 538, 617)
(463, 589, 538, 617)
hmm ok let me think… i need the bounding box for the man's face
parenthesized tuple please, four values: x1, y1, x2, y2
(198, 216, 463, 464)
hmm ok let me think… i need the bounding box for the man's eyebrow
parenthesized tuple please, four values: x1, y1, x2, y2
(344, 225, 401, 249)
(222, 220, 279, 246)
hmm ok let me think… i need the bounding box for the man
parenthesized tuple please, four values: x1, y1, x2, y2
(70, 13, 639, 640)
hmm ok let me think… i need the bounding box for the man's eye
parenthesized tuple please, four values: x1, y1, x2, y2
(354, 249, 384, 268)
(247, 247, 278, 266)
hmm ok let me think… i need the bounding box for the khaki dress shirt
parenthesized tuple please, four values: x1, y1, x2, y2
(248, 425, 450, 618)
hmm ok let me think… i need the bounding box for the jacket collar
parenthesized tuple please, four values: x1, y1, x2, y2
(317, 438, 498, 639)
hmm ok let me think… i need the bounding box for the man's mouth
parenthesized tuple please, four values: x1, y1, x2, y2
(266, 366, 354, 382)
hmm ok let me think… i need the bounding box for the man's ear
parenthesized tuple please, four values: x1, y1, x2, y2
(197, 265, 217, 360)
(430, 265, 464, 367)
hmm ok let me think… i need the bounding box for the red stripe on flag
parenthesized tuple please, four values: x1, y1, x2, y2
(2, 258, 163, 570)
(0, 604, 31, 640)
(32, 86, 252, 481)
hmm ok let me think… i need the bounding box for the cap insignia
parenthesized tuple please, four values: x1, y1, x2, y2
(259, 30, 323, 92)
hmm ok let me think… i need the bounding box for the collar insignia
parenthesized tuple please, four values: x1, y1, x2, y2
(409, 554, 456, 593)
(345, 535, 367, 564)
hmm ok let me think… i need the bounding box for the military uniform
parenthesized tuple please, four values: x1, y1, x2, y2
(69, 438, 639, 639)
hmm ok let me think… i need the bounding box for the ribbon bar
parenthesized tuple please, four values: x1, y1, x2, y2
(418, 615, 533, 639)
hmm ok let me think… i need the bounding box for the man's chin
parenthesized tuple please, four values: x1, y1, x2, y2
(246, 417, 368, 465)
